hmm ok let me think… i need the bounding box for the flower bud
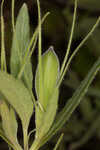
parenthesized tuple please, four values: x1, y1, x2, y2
(35, 46, 60, 109)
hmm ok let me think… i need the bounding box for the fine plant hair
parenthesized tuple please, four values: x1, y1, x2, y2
(0, 0, 100, 150)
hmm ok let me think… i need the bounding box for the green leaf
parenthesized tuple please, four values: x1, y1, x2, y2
(0, 71, 33, 132)
(30, 88, 59, 150)
(0, 104, 13, 148)
(35, 48, 60, 132)
(0, 128, 15, 150)
(9, 107, 18, 139)
(10, 3, 33, 91)
(0, 101, 22, 150)
(36, 88, 59, 138)
(31, 48, 60, 150)
(39, 57, 100, 146)
(35, 47, 60, 109)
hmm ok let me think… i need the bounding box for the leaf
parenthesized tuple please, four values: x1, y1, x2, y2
(0, 71, 33, 132)
(35, 47, 60, 134)
(39, 57, 100, 146)
(30, 47, 60, 150)
(30, 88, 59, 150)
(10, 3, 33, 91)
(0, 103, 13, 147)
(0, 100, 22, 150)
(0, 128, 15, 150)
(9, 107, 18, 139)
(36, 88, 59, 138)
(35, 47, 60, 109)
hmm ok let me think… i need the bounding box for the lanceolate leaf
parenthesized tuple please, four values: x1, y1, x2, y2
(0, 129, 15, 150)
(30, 88, 59, 150)
(39, 57, 100, 146)
(10, 3, 33, 91)
(36, 88, 59, 138)
(0, 104, 14, 149)
(9, 107, 18, 140)
(0, 101, 22, 150)
(0, 71, 33, 132)
(35, 48, 60, 135)
(35, 47, 60, 109)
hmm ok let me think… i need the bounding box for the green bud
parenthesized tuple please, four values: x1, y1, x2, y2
(35, 47, 60, 139)
(35, 46, 60, 110)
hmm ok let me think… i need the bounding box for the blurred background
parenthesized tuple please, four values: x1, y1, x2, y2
(1, 0, 100, 149)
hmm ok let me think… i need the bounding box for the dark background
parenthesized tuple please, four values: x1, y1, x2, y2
(1, 0, 100, 149)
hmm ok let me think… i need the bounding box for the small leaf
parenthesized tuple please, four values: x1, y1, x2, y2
(0, 100, 22, 150)
(36, 88, 59, 138)
(35, 48, 60, 132)
(10, 3, 33, 91)
(9, 107, 18, 138)
(35, 47, 60, 109)
(31, 48, 60, 150)
(30, 88, 59, 150)
(0, 128, 15, 150)
(0, 71, 33, 132)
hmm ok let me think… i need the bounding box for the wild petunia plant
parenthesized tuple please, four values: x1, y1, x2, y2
(0, 0, 100, 150)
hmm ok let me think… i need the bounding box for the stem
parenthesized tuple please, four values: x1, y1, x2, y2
(1, 0, 7, 71)
(30, 138, 41, 150)
(53, 133, 64, 150)
(23, 129, 28, 150)
(58, 16, 100, 87)
(17, 12, 50, 79)
(12, 0, 15, 32)
(37, 0, 44, 105)
(60, 0, 77, 77)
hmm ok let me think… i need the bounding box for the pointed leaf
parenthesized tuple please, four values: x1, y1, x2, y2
(31, 48, 60, 150)
(30, 88, 59, 150)
(0, 128, 15, 150)
(35, 47, 60, 109)
(36, 88, 59, 138)
(35, 48, 60, 134)
(9, 107, 18, 138)
(10, 3, 33, 90)
(0, 71, 33, 131)
(0, 101, 22, 150)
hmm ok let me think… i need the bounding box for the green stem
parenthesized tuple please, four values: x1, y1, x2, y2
(60, 0, 77, 77)
(37, 0, 44, 106)
(1, 0, 7, 71)
(58, 16, 100, 87)
(12, 0, 15, 32)
(17, 12, 50, 79)
(30, 138, 41, 150)
(53, 134, 64, 150)
(23, 129, 28, 150)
